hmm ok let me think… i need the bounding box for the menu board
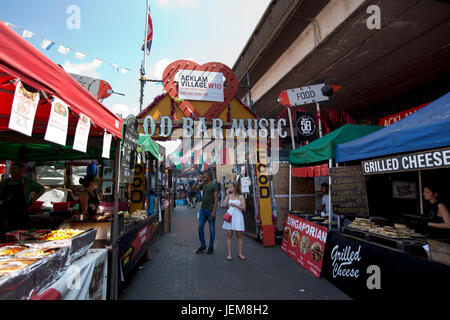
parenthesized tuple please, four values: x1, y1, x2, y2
(329, 165, 369, 217)
(120, 116, 139, 183)
(281, 215, 328, 278)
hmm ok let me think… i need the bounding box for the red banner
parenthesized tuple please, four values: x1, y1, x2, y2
(291, 167, 308, 177)
(281, 214, 328, 278)
(313, 165, 321, 176)
(320, 164, 328, 176)
(378, 102, 430, 126)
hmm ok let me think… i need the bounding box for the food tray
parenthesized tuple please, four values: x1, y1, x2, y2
(26, 228, 97, 264)
(0, 246, 70, 300)
(343, 226, 427, 251)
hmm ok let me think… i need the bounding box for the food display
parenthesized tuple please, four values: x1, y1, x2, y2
(291, 231, 300, 247)
(0, 246, 27, 257)
(130, 210, 148, 221)
(0, 259, 38, 275)
(39, 229, 84, 241)
(348, 218, 423, 239)
(311, 242, 323, 263)
(283, 227, 291, 243)
(15, 248, 56, 259)
(299, 235, 311, 254)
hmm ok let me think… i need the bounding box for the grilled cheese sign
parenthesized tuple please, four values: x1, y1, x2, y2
(362, 147, 450, 175)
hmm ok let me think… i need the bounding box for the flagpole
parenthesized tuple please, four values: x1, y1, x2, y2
(140, 0, 150, 112)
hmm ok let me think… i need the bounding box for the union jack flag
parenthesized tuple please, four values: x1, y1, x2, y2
(141, 3, 153, 55)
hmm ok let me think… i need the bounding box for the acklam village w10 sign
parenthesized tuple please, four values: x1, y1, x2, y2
(177, 70, 224, 102)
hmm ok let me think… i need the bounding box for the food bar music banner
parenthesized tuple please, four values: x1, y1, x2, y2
(281, 214, 328, 278)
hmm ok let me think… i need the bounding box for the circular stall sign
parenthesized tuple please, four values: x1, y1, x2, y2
(296, 114, 316, 139)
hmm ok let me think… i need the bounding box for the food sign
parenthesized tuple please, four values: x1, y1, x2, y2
(281, 214, 328, 277)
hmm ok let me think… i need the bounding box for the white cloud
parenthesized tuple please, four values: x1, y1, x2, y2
(108, 103, 137, 117)
(156, 0, 199, 9)
(177, 0, 199, 7)
(148, 58, 171, 79)
(61, 60, 100, 78)
(156, 0, 169, 8)
(148, 57, 197, 79)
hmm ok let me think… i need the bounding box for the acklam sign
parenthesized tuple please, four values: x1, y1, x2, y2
(177, 70, 224, 102)
(378, 102, 430, 126)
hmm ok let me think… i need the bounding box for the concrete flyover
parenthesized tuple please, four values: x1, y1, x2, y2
(233, 0, 450, 119)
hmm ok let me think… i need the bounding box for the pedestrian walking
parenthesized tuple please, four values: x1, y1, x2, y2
(193, 171, 218, 254)
(186, 180, 197, 208)
(222, 182, 246, 261)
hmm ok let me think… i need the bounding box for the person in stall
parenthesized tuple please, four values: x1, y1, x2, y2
(423, 185, 450, 239)
(316, 183, 340, 223)
(78, 174, 108, 221)
(0, 162, 45, 234)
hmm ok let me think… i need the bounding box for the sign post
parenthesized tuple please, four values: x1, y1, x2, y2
(278, 84, 329, 107)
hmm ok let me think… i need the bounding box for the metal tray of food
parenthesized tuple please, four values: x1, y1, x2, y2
(0, 246, 70, 300)
(26, 228, 97, 264)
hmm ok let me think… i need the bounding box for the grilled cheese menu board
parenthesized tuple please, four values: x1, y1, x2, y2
(329, 165, 368, 217)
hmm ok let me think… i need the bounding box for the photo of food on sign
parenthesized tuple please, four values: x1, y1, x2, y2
(283, 227, 291, 243)
(18, 83, 38, 101)
(311, 242, 323, 263)
(291, 230, 300, 248)
(53, 102, 67, 117)
(299, 235, 311, 255)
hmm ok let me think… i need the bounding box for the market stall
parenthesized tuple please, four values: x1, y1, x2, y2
(280, 124, 383, 278)
(115, 134, 164, 283)
(288, 124, 382, 228)
(318, 92, 450, 298)
(0, 21, 123, 299)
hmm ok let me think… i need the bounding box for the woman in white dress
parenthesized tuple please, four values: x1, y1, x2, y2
(222, 182, 246, 261)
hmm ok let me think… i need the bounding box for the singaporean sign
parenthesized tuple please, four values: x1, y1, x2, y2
(281, 214, 328, 278)
(177, 70, 224, 102)
(362, 147, 450, 175)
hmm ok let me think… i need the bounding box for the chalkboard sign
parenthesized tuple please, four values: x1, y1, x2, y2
(329, 165, 369, 217)
(120, 116, 140, 183)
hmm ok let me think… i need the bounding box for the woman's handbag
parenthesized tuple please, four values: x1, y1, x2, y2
(224, 209, 233, 222)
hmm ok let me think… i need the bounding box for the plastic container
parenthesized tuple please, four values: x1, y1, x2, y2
(28, 201, 44, 212)
(51, 201, 72, 211)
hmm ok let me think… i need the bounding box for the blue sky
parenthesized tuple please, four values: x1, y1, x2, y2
(1, 0, 271, 117)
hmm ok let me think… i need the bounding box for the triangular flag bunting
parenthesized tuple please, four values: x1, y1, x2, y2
(57, 45, 71, 55)
(21, 29, 34, 38)
(75, 51, 87, 60)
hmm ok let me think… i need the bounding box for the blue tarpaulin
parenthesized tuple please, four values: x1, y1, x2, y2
(336, 92, 450, 162)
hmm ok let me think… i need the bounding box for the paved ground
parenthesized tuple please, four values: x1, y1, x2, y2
(119, 204, 350, 300)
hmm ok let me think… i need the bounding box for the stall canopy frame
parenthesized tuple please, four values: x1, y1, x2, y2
(289, 124, 383, 165)
(335, 92, 450, 163)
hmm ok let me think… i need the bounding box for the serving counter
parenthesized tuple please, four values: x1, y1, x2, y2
(321, 230, 450, 299)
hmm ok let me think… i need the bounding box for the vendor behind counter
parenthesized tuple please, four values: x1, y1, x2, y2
(0, 162, 44, 234)
(423, 184, 450, 239)
(76, 174, 111, 222)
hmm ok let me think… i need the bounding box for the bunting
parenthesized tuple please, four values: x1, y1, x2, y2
(2, 20, 132, 75)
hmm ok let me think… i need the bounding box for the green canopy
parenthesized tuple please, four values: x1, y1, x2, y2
(0, 141, 115, 161)
(289, 124, 383, 165)
(139, 135, 160, 160)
